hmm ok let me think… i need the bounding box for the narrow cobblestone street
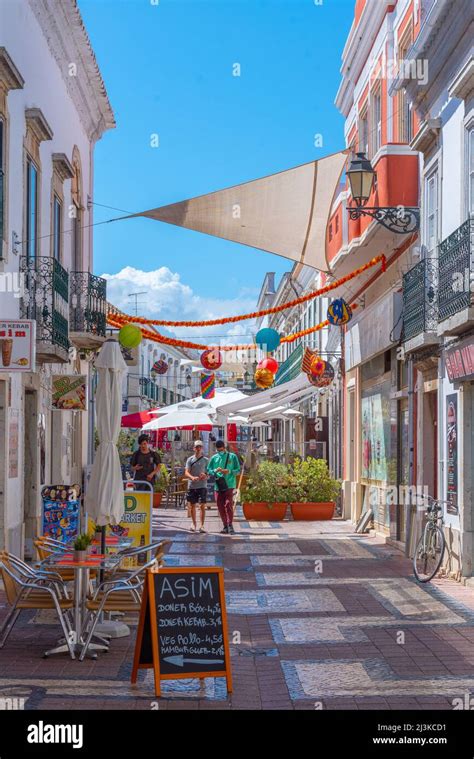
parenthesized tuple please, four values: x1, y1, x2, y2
(2, 508, 474, 711)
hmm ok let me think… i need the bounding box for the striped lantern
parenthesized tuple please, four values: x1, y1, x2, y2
(200, 372, 215, 399)
(152, 359, 168, 375)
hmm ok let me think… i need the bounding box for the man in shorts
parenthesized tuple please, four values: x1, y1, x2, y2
(184, 440, 209, 532)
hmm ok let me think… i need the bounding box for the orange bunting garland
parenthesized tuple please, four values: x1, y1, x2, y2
(107, 255, 385, 329)
(107, 304, 360, 351)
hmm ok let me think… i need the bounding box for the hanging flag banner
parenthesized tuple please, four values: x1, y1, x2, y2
(201, 372, 215, 399)
(52, 375, 87, 411)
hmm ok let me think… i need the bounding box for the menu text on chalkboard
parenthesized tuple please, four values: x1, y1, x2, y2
(131, 567, 232, 696)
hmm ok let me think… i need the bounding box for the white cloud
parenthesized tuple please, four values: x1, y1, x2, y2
(102, 266, 258, 345)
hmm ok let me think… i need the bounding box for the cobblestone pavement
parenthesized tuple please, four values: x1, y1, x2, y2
(2, 507, 474, 710)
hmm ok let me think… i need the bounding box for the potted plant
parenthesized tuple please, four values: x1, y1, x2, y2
(73, 533, 92, 562)
(241, 461, 289, 521)
(153, 464, 170, 507)
(289, 458, 341, 521)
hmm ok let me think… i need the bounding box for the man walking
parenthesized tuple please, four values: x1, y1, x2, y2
(130, 434, 162, 491)
(207, 440, 241, 535)
(184, 440, 209, 533)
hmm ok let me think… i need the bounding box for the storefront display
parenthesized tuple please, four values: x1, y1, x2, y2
(41, 485, 81, 542)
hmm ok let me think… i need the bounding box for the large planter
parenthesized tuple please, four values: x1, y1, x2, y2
(243, 502, 287, 521)
(153, 492, 163, 508)
(290, 501, 335, 521)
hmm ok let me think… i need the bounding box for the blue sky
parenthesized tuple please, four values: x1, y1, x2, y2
(79, 0, 354, 342)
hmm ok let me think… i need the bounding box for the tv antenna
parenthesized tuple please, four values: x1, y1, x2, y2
(128, 291, 147, 316)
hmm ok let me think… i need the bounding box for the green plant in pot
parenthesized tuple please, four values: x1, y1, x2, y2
(153, 464, 170, 507)
(73, 533, 92, 562)
(241, 461, 290, 521)
(289, 458, 341, 521)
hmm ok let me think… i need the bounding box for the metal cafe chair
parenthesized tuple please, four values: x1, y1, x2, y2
(0, 553, 75, 658)
(103, 540, 169, 582)
(79, 556, 160, 661)
(3, 552, 70, 600)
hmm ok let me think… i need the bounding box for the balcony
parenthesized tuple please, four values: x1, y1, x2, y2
(326, 145, 419, 284)
(69, 271, 107, 348)
(402, 258, 439, 352)
(20, 256, 69, 362)
(438, 218, 474, 336)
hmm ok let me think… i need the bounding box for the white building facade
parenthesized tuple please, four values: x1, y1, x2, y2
(0, 0, 114, 558)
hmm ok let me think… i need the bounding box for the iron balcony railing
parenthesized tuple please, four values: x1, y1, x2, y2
(20, 256, 69, 352)
(438, 217, 474, 322)
(402, 258, 438, 340)
(69, 271, 107, 337)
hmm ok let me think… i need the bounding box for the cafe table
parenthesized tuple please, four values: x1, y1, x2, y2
(42, 551, 121, 659)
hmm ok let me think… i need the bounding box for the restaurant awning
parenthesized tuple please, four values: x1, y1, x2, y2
(126, 151, 348, 271)
(121, 409, 159, 428)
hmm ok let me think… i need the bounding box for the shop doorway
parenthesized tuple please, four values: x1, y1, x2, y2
(423, 390, 438, 499)
(0, 381, 6, 550)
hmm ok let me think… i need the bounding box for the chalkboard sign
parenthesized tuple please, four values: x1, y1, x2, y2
(131, 567, 232, 696)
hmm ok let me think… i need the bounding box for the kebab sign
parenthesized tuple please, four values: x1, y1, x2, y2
(0, 320, 35, 371)
(52, 375, 87, 411)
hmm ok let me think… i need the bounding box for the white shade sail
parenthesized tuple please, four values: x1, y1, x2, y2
(128, 152, 348, 271)
(86, 338, 127, 526)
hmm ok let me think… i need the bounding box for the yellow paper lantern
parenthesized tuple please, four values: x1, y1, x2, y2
(254, 367, 274, 389)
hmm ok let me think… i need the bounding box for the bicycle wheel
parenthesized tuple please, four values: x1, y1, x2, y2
(413, 525, 445, 582)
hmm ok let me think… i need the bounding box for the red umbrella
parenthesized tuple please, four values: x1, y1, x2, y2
(121, 409, 160, 428)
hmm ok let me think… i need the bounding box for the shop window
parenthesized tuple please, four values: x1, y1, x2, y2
(425, 168, 439, 254)
(370, 90, 382, 157)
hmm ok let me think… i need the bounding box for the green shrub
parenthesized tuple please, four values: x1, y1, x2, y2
(241, 461, 291, 504)
(289, 458, 341, 503)
(154, 464, 171, 493)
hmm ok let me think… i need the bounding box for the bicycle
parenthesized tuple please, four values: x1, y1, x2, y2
(413, 496, 447, 583)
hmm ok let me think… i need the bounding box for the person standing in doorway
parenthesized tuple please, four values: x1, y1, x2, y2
(207, 439, 241, 535)
(130, 434, 162, 491)
(184, 440, 209, 533)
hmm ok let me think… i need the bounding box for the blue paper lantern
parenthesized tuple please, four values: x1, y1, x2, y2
(255, 328, 280, 352)
(327, 298, 352, 326)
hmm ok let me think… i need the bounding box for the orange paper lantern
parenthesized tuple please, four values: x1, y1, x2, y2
(254, 368, 274, 389)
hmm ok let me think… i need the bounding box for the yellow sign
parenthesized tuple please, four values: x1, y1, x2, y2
(88, 490, 152, 567)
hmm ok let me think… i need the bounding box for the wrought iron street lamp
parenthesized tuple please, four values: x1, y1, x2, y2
(346, 152, 420, 234)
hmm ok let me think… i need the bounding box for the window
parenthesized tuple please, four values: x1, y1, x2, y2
(359, 107, 369, 155)
(335, 214, 339, 234)
(371, 90, 382, 157)
(425, 168, 438, 254)
(397, 24, 414, 144)
(468, 126, 474, 216)
(0, 118, 4, 247)
(328, 223, 333, 242)
(53, 195, 61, 261)
(26, 158, 38, 259)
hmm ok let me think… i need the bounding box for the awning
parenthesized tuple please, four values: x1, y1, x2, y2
(128, 151, 348, 271)
(121, 409, 159, 428)
(218, 372, 316, 422)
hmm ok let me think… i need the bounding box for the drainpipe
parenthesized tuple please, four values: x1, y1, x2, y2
(406, 353, 415, 556)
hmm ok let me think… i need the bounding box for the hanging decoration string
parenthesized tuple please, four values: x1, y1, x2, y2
(107, 303, 359, 351)
(107, 255, 386, 329)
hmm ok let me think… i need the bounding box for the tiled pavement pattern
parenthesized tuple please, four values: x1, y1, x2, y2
(2, 507, 474, 710)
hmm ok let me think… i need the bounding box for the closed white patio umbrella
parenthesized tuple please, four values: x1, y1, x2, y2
(86, 337, 127, 526)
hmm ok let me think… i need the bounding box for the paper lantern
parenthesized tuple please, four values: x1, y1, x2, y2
(201, 349, 223, 370)
(309, 355, 326, 378)
(119, 323, 142, 348)
(152, 359, 168, 375)
(255, 328, 280, 352)
(254, 367, 274, 389)
(307, 362, 335, 388)
(258, 357, 279, 374)
(327, 298, 352, 326)
(200, 372, 215, 399)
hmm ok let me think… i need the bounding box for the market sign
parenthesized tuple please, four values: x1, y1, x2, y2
(52, 375, 87, 410)
(445, 336, 474, 383)
(0, 319, 35, 371)
(132, 567, 232, 697)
